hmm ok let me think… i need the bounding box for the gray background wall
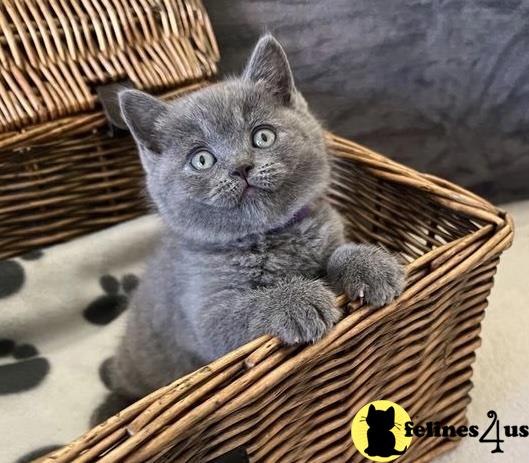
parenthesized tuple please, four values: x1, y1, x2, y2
(205, 0, 529, 203)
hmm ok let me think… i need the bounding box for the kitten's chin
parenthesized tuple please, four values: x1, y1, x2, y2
(165, 199, 298, 244)
(165, 178, 328, 244)
(208, 185, 274, 212)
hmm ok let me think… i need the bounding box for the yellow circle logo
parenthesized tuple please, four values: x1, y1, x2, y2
(351, 400, 412, 462)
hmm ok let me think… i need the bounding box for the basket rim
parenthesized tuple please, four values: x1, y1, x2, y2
(327, 134, 507, 227)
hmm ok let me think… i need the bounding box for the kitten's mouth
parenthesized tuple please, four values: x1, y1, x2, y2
(240, 181, 272, 203)
(242, 184, 258, 197)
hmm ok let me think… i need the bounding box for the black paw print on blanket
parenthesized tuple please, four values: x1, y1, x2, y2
(0, 339, 50, 394)
(83, 274, 139, 325)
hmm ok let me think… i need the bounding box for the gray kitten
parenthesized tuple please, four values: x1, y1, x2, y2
(110, 35, 405, 399)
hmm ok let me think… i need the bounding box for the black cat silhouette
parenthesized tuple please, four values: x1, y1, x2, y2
(364, 404, 407, 458)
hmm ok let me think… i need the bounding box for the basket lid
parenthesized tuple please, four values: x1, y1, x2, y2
(0, 0, 219, 134)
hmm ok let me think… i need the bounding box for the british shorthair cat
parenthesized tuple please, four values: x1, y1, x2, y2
(108, 34, 405, 399)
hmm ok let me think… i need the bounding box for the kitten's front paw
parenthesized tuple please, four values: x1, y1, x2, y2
(252, 278, 342, 345)
(327, 243, 405, 308)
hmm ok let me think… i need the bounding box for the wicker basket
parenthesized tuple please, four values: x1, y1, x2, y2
(0, 0, 218, 259)
(40, 135, 512, 463)
(0, 2, 513, 463)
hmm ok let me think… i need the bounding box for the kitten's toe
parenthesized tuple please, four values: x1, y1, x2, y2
(272, 303, 330, 345)
(329, 243, 405, 308)
(362, 279, 402, 308)
(356, 255, 405, 308)
(296, 285, 342, 343)
(256, 278, 341, 345)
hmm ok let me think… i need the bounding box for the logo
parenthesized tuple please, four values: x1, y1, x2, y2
(405, 410, 529, 453)
(352, 402, 529, 459)
(351, 400, 412, 462)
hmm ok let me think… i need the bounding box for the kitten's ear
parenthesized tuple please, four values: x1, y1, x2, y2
(119, 89, 168, 155)
(368, 404, 376, 415)
(387, 407, 395, 421)
(243, 34, 295, 105)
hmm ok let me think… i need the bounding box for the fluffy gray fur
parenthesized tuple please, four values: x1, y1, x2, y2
(110, 34, 405, 399)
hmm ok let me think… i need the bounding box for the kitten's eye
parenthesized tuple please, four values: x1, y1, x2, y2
(190, 150, 216, 170)
(252, 127, 276, 148)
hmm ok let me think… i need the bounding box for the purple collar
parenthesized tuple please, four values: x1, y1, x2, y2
(268, 206, 312, 234)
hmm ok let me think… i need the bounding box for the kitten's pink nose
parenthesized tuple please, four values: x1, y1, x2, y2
(231, 164, 254, 179)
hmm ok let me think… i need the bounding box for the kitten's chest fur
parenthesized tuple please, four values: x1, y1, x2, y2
(182, 219, 328, 291)
(215, 227, 325, 286)
(165, 204, 343, 296)
(135, 203, 344, 360)
(144, 203, 345, 346)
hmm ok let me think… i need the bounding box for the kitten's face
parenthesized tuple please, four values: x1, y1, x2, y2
(120, 35, 329, 242)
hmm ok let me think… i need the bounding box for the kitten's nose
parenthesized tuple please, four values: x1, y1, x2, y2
(231, 164, 254, 179)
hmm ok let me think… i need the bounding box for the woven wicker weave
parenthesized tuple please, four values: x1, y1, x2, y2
(0, 0, 217, 259)
(0, 2, 513, 462)
(40, 134, 512, 463)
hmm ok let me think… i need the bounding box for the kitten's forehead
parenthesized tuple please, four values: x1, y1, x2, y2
(165, 80, 278, 139)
